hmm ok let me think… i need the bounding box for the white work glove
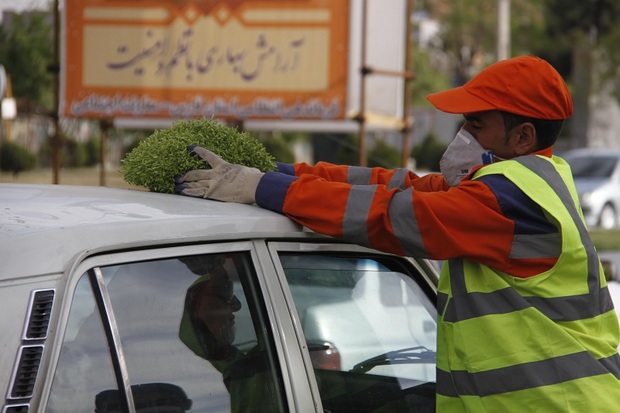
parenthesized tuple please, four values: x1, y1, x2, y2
(174, 146, 264, 204)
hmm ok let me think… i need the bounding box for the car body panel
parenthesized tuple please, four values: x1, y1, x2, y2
(562, 148, 620, 229)
(0, 184, 304, 278)
(1, 184, 439, 413)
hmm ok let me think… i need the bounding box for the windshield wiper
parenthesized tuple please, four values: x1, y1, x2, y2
(350, 346, 436, 374)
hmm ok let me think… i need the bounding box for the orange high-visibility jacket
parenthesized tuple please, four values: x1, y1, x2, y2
(256, 148, 558, 279)
(254, 150, 620, 411)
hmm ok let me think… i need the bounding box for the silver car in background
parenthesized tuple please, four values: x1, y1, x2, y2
(562, 148, 620, 229)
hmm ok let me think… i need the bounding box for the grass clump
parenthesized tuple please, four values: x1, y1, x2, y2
(120, 118, 276, 193)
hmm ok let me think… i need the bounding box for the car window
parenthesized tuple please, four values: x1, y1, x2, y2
(567, 155, 617, 178)
(47, 252, 287, 413)
(278, 253, 437, 413)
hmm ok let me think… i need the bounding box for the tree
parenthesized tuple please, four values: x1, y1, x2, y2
(535, 0, 620, 76)
(0, 10, 54, 114)
(368, 139, 402, 168)
(410, 132, 447, 171)
(435, 0, 546, 84)
(534, 0, 620, 148)
(261, 133, 296, 164)
(410, 45, 452, 107)
(417, 0, 620, 148)
(0, 141, 36, 175)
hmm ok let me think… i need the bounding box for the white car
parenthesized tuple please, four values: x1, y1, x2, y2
(0, 184, 438, 413)
(599, 251, 620, 326)
(562, 148, 620, 229)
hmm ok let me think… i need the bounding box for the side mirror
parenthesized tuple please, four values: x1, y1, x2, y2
(602, 259, 618, 282)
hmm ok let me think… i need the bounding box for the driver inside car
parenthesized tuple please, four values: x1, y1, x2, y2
(178, 255, 283, 413)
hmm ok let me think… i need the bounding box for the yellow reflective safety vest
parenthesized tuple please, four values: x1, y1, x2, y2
(436, 155, 620, 412)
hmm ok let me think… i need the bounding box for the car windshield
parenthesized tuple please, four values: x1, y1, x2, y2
(567, 155, 617, 178)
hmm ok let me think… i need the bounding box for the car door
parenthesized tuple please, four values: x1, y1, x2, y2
(37, 242, 308, 413)
(264, 242, 438, 413)
(7, 240, 437, 413)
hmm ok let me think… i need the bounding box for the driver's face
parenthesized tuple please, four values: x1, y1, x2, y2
(193, 268, 242, 346)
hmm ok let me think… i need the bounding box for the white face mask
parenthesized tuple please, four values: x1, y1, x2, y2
(439, 128, 496, 186)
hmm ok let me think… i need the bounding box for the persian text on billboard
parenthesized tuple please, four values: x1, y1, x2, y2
(62, 0, 350, 120)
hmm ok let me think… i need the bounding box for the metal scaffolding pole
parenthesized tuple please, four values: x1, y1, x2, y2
(357, 0, 415, 167)
(497, 0, 511, 61)
(357, 0, 369, 166)
(401, 0, 415, 168)
(51, 0, 61, 184)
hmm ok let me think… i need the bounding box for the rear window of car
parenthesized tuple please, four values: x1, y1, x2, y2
(567, 155, 618, 178)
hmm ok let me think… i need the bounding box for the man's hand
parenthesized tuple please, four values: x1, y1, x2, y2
(175, 146, 264, 204)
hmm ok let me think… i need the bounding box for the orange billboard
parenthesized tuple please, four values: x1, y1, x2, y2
(61, 0, 350, 120)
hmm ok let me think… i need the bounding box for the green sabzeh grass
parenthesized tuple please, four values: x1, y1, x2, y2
(120, 118, 276, 194)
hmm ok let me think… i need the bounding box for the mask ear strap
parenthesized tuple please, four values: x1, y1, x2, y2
(481, 151, 495, 165)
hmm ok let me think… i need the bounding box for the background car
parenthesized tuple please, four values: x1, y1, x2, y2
(0, 184, 438, 413)
(562, 148, 620, 229)
(599, 251, 620, 330)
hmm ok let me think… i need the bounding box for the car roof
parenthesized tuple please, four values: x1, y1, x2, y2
(0, 184, 312, 279)
(561, 148, 620, 158)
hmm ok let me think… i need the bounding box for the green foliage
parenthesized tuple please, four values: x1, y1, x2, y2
(281, 131, 311, 143)
(410, 132, 447, 171)
(38, 133, 92, 168)
(37, 139, 52, 168)
(441, 0, 498, 64)
(368, 140, 402, 169)
(536, 0, 620, 99)
(120, 118, 276, 193)
(411, 47, 451, 107)
(0, 11, 53, 112)
(0, 141, 36, 175)
(589, 229, 620, 252)
(63, 137, 88, 167)
(540, 0, 620, 51)
(336, 134, 360, 165)
(122, 130, 154, 159)
(435, 0, 546, 83)
(261, 134, 295, 163)
(84, 138, 101, 167)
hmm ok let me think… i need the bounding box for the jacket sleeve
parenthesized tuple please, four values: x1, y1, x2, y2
(255, 171, 555, 277)
(277, 161, 450, 192)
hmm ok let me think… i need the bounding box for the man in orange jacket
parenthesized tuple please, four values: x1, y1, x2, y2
(175, 56, 620, 411)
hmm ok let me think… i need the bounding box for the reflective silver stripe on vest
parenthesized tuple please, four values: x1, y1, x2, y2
(388, 168, 409, 190)
(443, 156, 608, 322)
(510, 233, 562, 259)
(516, 156, 602, 305)
(437, 352, 620, 397)
(388, 188, 429, 257)
(346, 166, 372, 185)
(439, 156, 619, 398)
(600, 353, 620, 378)
(440, 259, 615, 322)
(342, 184, 375, 246)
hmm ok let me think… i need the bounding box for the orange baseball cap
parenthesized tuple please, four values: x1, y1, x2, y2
(426, 56, 573, 120)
